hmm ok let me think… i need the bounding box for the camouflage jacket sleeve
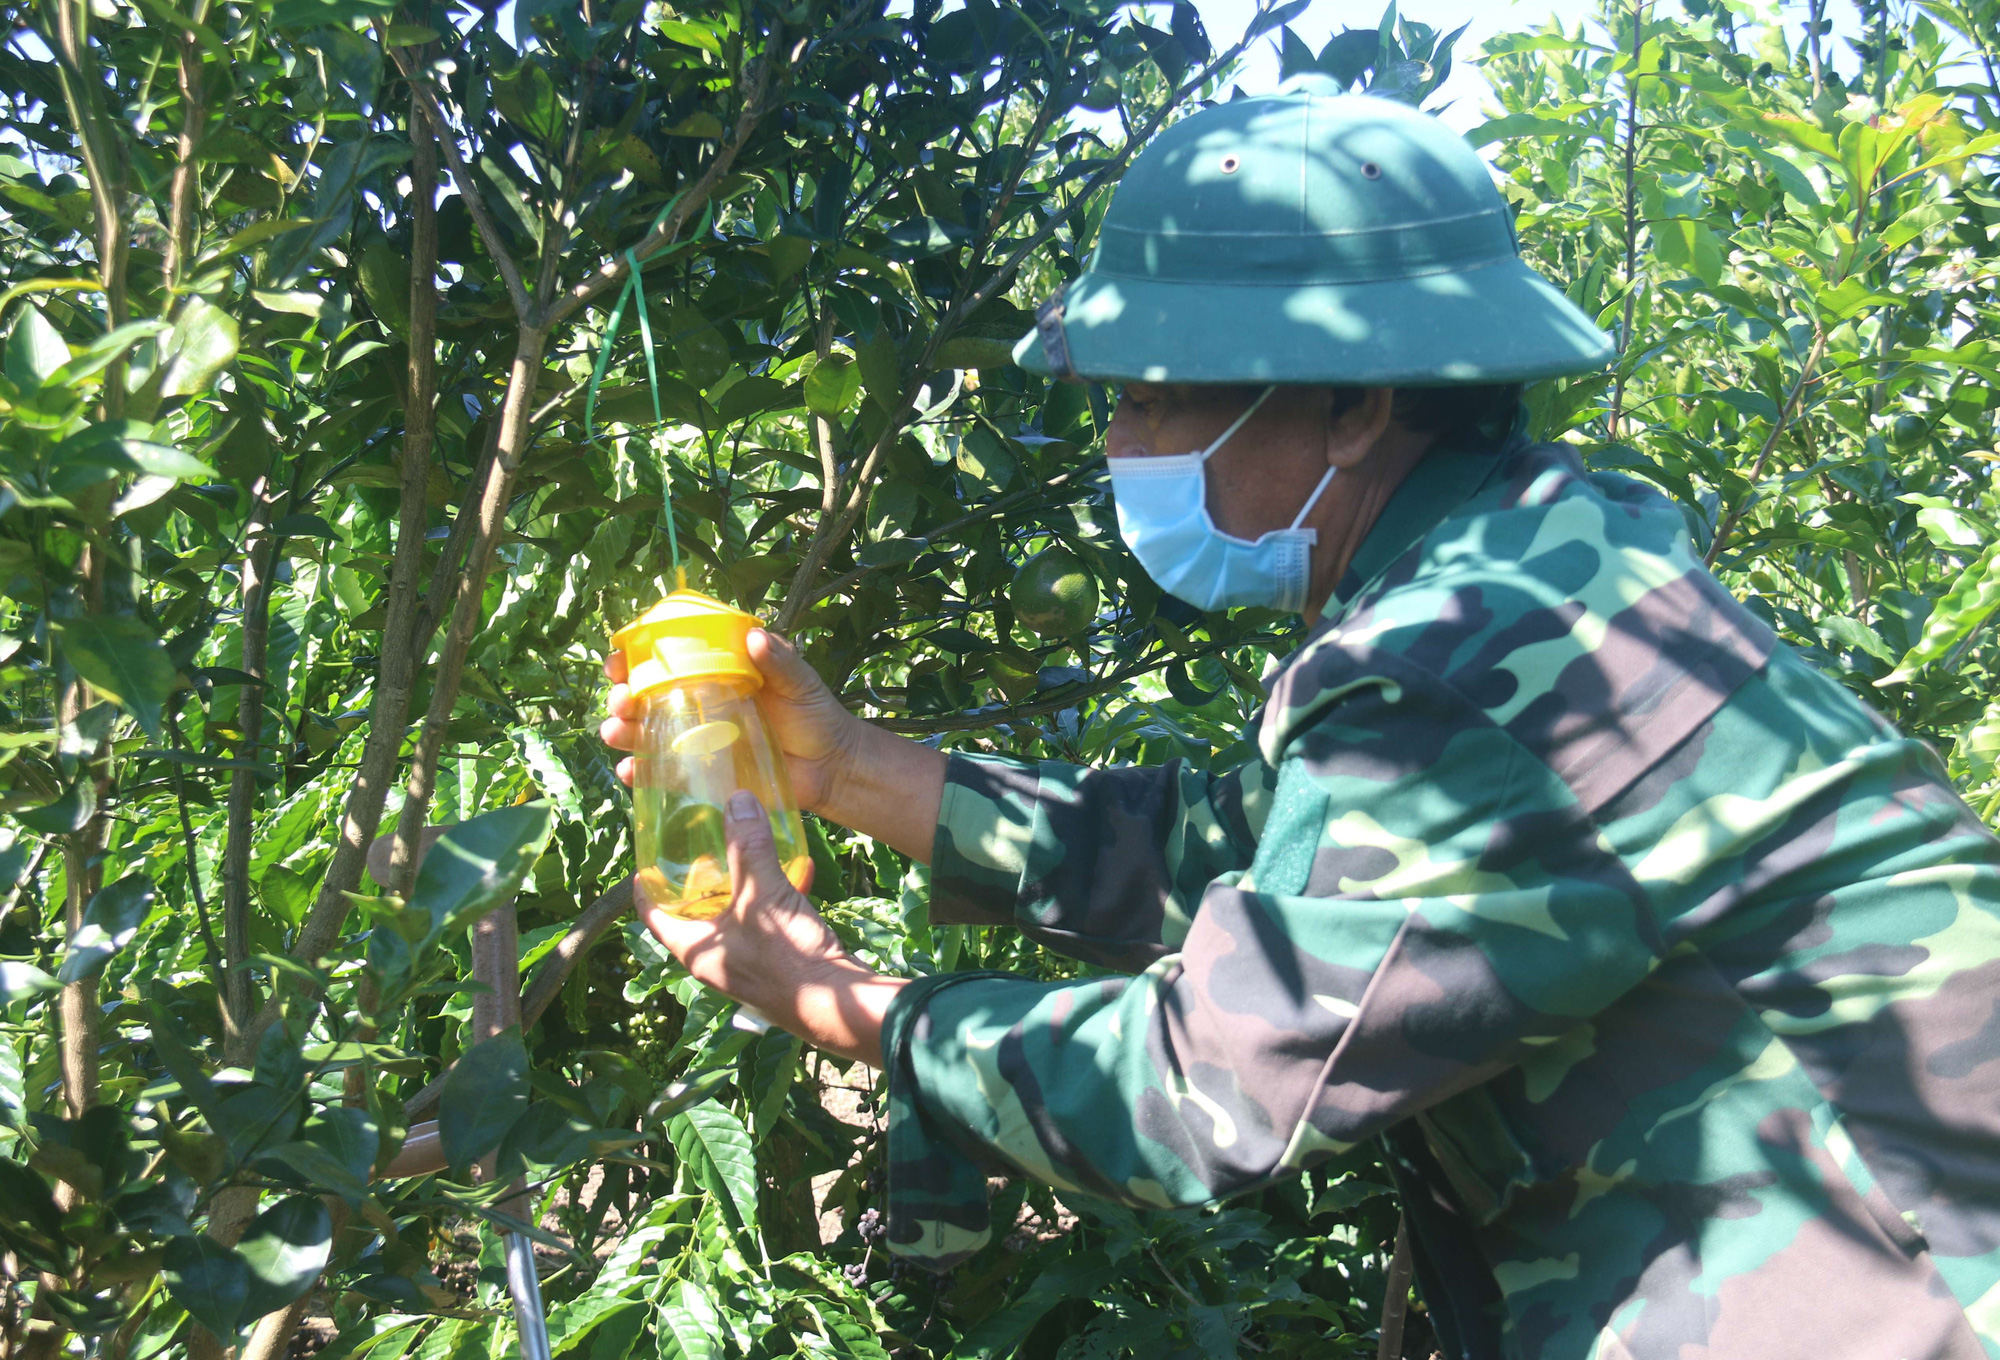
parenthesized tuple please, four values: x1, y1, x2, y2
(927, 751, 1271, 971)
(884, 653, 1665, 1268)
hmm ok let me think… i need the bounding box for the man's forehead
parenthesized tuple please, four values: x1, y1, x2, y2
(1122, 381, 1270, 406)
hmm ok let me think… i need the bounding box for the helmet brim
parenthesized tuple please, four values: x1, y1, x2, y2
(1015, 259, 1614, 386)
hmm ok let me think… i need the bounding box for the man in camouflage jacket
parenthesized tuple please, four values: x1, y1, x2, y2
(604, 87, 2000, 1358)
(900, 434, 2000, 1358)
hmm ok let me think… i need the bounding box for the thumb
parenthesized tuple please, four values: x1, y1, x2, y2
(724, 790, 791, 904)
(746, 628, 827, 702)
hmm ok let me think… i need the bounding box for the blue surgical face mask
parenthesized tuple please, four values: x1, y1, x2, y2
(1107, 386, 1337, 615)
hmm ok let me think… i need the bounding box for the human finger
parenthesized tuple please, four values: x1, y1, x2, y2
(723, 789, 793, 905)
(634, 872, 713, 959)
(607, 683, 642, 722)
(604, 649, 628, 684)
(599, 713, 642, 754)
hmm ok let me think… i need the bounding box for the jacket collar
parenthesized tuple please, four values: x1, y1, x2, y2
(1318, 433, 1516, 623)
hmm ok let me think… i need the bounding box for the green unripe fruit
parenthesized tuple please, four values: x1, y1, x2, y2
(1891, 413, 1928, 449)
(803, 352, 860, 417)
(670, 308, 731, 389)
(1011, 547, 1098, 638)
(357, 239, 411, 339)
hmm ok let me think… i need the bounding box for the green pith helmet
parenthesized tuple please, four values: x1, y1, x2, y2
(1014, 83, 1613, 387)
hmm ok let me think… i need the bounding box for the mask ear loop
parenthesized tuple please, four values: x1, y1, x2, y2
(1196, 384, 1278, 462)
(1289, 464, 1338, 531)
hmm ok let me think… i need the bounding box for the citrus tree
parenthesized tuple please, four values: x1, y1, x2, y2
(1478, 0, 2000, 819)
(0, 0, 1996, 1356)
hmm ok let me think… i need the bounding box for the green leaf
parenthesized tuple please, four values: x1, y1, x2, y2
(161, 297, 240, 398)
(408, 803, 556, 945)
(856, 537, 924, 569)
(655, 1281, 722, 1360)
(17, 780, 92, 834)
(666, 1103, 757, 1235)
(582, 1301, 647, 1360)
(238, 1195, 333, 1322)
(0, 956, 52, 1008)
(509, 728, 582, 818)
(5, 305, 70, 388)
(253, 1137, 370, 1202)
(52, 615, 177, 737)
(1246, 0, 1311, 39)
(55, 422, 215, 481)
(438, 1028, 529, 1174)
(644, 1066, 734, 1123)
(493, 64, 562, 143)
(1819, 614, 1895, 665)
(269, 0, 395, 31)
(256, 864, 312, 928)
(951, 1255, 1120, 1358)
(715, 375, 793, 424)
(548, 1296, 640, 1360)
(495, 1103, 634, 1181)
(46, 323, 165, 397)
(162, 1235, 249, 1339)
(0, 1157, 66, 1247)
(882, 217, 968, 259)
(146, 1004, 222, 1121)
(749, 1030, 800, 1133)
(1309, 1178, 1395, 1215)
(307, 1106, 379, 1185)
(1879, 542, 2000, 686)
(663, 111, 725, 139)
(58, 873, 153, 984)
(213, 1081, 302, 1162)
(1464, 111, 1576, 149)
(203, 220, 313, 264)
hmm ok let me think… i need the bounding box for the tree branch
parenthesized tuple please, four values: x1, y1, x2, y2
(386, 326, 549, 896)
(162, 1, 209, 293)
(865, 637, 1260, 736)
(379, 29, 534, 322)
(1607, 0, 1645, 441)
(218, 477, 285, 1039)
(248, 97, 445, 1059)
(50, 0, 127, 408)
(544, 56, 774, 327)
(1704, 322, 1829, 568)
(402, 879, 633, 1121)
(771, 23, 1250, 631)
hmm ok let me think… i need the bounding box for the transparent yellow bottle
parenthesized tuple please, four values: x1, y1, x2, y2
(610, 590, 811, 920)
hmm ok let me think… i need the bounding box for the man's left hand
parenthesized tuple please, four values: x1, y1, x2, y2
(638, 789, 907, 1068)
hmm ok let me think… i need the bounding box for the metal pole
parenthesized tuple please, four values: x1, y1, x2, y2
(505, 1231, 553, 1360)
(470, 904, 554, 1360)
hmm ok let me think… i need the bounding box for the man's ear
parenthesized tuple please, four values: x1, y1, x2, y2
(1323, 387, 1395, 470)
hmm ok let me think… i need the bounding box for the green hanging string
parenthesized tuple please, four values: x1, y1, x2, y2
(624, 248, 678, 574)
(582, 192, 714, 580)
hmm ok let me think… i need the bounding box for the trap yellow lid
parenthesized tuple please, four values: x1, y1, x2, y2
(610, 589, 762, 699)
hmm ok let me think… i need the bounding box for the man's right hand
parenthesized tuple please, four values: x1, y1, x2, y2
(599, 627, 859, 816)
